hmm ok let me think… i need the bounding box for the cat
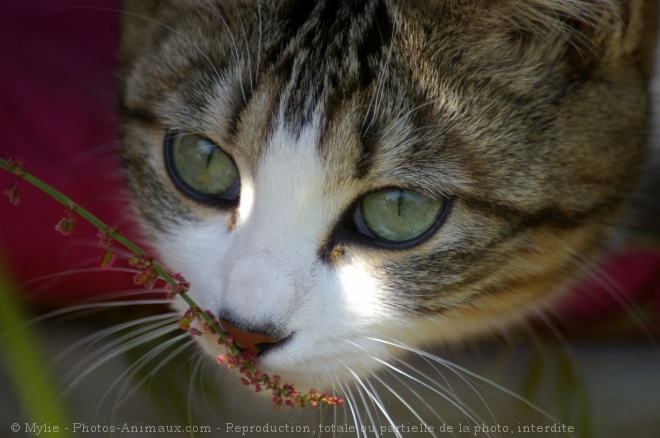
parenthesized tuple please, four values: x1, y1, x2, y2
(118, 0, 658, 434)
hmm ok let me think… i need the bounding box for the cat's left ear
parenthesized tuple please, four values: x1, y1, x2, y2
(569, 0, 657, 76)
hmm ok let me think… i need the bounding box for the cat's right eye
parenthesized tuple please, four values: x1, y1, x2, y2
(352, 188, 448, 245)
(165, 130, 240, 204)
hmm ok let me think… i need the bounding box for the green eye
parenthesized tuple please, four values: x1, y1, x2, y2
(354, 188, 446, 243)
(165, 130, 240, 203)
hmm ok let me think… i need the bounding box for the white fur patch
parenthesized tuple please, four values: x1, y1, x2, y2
(156, 120, 400, 387)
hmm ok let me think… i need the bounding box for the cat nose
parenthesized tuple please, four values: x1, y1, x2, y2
(219, 319, 282, 355)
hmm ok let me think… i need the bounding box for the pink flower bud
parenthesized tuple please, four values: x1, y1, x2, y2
(55, 217, 77, 235)
(4, 182, 20, 206)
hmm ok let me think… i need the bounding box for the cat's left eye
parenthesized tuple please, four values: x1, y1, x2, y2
(165, 130, 240, 204)
(353, 188, 447, 244)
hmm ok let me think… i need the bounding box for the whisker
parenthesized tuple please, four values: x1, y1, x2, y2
(19, 254, 138, 298)
(255, 0, 263, 84)
(58, 237, 136, 259)
(187, 352, 210, 435)
(50, 312, 178, 367)
(341, 375, 371, 438)
(361, 1, 400, 136)
(336, 380, 362, 438)
(347, 367, 399, 438)
(373, 370, 444, 438)
(19, 267, 141, 289)
(367, 337, 571, 433)
(50, 6, 224, 84)
(415, 352, 464, 414)
(372, 355, 488, 434)
(60, 318, 181, 396)
(567, 249, 659, 348)
(0, 299, 172, 343)
(396, 354, 496, 426)
(202, 0, 247, 102)
(342, 337, 488, 428)
(191, 350, 229, 423)
(231, 0, 255, 93)
(97, 333, 193, 423)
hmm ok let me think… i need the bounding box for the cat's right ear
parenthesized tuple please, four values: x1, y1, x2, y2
(564, 0, 657, 78)
(495, 0, 657, 78)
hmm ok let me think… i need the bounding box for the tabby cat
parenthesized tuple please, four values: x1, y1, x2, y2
(118, 0, 657, 433)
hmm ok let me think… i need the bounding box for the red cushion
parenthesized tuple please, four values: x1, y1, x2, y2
(0, 0, 139, 307)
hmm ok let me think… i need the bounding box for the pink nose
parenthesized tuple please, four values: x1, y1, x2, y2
(220, 319, 281, 355)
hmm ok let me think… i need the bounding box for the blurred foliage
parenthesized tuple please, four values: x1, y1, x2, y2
(0, 249, 72, 437)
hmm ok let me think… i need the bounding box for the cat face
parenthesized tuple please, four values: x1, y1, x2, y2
(119, 0, 654, 389)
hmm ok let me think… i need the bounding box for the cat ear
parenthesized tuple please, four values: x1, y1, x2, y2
(566, 0, 657, 75)
(498, 0, 656, 76)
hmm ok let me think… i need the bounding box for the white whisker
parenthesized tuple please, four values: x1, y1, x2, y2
(342, 337, 487, 426)
(336, 380, 362, 438)
(186, 352, 210, 437)
(231, 0, 255, 93)
(1, 302, 172, 343)
(361, 2, 400, 136)
(347, 367, 400, 438)
(371, 355, 487, 434)
(366, 337, 572, 434)
(373, 371, 444, 438)
(98, 333, 193, 423)
(60, 319, 181, 396)
(394, 355, 496, 427)
(19, 267, 141, 289)
(345, 376, 376, 438)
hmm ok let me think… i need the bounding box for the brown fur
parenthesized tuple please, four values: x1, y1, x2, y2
(119, 0, 657, 388)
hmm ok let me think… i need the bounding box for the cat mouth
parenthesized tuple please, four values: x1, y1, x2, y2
(251, 332, 294, 357)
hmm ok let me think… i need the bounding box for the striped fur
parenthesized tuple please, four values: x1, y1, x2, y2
(119, 0, 656, 390)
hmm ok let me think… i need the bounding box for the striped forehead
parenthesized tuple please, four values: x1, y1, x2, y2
(265, 0, 394, 131)
(212, 80, 462, 203)
(189, 0, 464, 196)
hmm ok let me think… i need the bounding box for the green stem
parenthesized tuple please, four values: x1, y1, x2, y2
(2, 157, 345, 409)
(0, 158, 224, 336)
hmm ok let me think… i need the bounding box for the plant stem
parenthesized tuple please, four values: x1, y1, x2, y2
(2, 157, 345, 409)
(0, 158, 223, 335)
